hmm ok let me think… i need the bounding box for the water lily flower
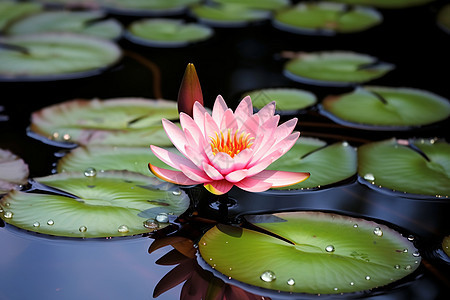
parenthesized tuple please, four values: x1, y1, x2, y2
(149, 96, 310, 195)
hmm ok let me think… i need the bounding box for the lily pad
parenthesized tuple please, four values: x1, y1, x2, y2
(0, 1, 42, 31)
(358, 138, 450, 198)
(211, 0, 290, 11)
(320, 86, 450, 130)
(57, 146, 177, 176)
(0, 149, 29, 194)
(190, 3, 271, 27)
(243, 88, 317, 114)
(0, 33, 121, 81)
(102, 0, 201, 16)
(0, 171, 190, 237)
(29, 98, 178, 147)
(283, 51, 394, 87)
(267, 138, 357, 190)
(443, 236, 450, 257)
(199, 211, 421, 295)
(437, 4, 450, 34)
(5, 10, 123, 40)
(326, 0, 434, 9)
(125, 19, 213, 48)
(273, 2, 382, 35)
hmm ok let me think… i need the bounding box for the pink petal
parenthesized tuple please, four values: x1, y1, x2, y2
(252, 131, 300, 165)
(193, 101, 208, 135)
(162, 119, 188, 156)
(180, 113, 204, 148)
(204, 180, 234, 195)
(202, 162, 224, 180)
(235, 177, 273, 193)
(210, 152, 236, 175)
(249, 170, 310, 187)
(257, 101, 276, 124)
(184, 144, 207, 168)
(212, 95, 228, 125)
(150, 145, 197, 170)
(204, 113, 220, 142)
(220, 109, 238, 132)
(232, 148, 253, 170)
(246, 148, 283, 176)
(273, 118, 298, 145)
(148, 164, 200, 185)
(234, 96, 253, 127)
(225, 169, 248, 183)
(178, 164, 211, 183)
(239, 114, 259, 138)
(251, 115, 280, 160)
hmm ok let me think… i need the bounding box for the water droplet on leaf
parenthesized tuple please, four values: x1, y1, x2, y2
(143, 219, 159, 229)
(155, 213, 169, 223)
(172, 190, 182, 196)
(364, 173, 375, 181)
(33, 222, 40, 227)
(373, 227, 383, 237)
(84, 167, 97, 177)
(412, 251, 420, 257)
(365, 276, 371, 280)
(118, 225, 129, 233)
(47, 219, 54, 225)
(325, 245, 335, 252)
(3, 211, 13, 219)
(287, 278, 295, 286)
(79, 226, 87, 232)
(260, 270, 276, 282)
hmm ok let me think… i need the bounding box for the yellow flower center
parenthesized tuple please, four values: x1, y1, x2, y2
(210, 129, 254, 158)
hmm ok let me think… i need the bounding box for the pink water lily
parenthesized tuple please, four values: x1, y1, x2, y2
(149, 96, 309, 195)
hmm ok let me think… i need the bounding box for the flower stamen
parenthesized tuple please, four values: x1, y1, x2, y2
(210, 129, 254, 157)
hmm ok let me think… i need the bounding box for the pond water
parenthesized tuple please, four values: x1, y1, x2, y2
(1, 1, 449, 300)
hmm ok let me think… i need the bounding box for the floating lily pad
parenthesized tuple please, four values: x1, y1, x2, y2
(437, 4, 450, 34)
(5, 10, 123, 40)
(283, 51, 394, 86)
(326, 0, 434, 9)
(190, 3, 271, 27)
(103, 0, 201, 16)
(358, 138, 450, 198)
(243, 88, 316, 114)
(267, 138, 357, 190)
(57, 146, 177, 176)
(211, 0, 290, 11)
(0, 33, 121, 81)
(273, 2, 382, 35)
(0, 171, 190, 237)
(32, 0, 101, 9)
(443, 236, 450, 257)
(0, 149, 29, 194)
(0, 1, 42, 31)
(29, 98, 178, 147)
(320, 86, 450, 130)
(199, 211, 421, 295)
(125, 19, 213, 47)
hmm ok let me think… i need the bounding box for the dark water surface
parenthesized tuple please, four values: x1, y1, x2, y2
(1, 1, 449, 299)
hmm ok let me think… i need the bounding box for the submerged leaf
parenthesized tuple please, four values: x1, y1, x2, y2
(358, 138, 450, 198)
(29, 98, 179, 147)
(0, 171, 189, 237)
(199, 211, 421, 295)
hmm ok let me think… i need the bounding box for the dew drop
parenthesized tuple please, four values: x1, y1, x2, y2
(47, 219, 54, 225)
(342, 141, 349, 147)
(260, 270, 276, 282)
(364, 173, 375, 181)
(84, 167, 97, 177)
(325, 245, 335, 252)
(407, 235, 415, 241)
(350, 282, 354, 286)
(33, 222, 40, 227)
(172, 190, 182, 196)
(353, 224, 358, 228)
(333, 288, 338, 291)
(155, 212, 169, 223)
(394, 264, 400, 269)
(287, 278, 295, 286)
(3, 211, 13, 219)
(143, 219, 159, 229)
(412, 251, 420, 257)
(373, 227, 383, 237)
(52, 132, 59, 139)
(405, 265, 411, 270)
(365, 276, 371, 280)
(117, 225, 129, 233)
(79, 226, 87, 232)
(63, 134, 71, 141)
(403, 249, 408, 253)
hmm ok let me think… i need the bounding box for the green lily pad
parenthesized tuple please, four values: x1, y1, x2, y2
(283, 51, 394, 87)
(326, 0, 434, 9)
(0, 171, 190, 237)
(0, 1, 42, 31)
(443, 236, 450, 257)
(211, 0, 290, 11)
(320, 86, 450, 130)
(268, 138, 357, 190)
(0, 149, 29, 194)
(199, 211, 421, 295)
(358, 138, 450, 198)
(31, 0, 101, 9)
(190, 3, 271, 27)
(0, 33, 121, 81)
(5, 10, 123, 40)
(437, 4, 450, 34)
(243, 88, 317, 114)
(126, 19, 213, 47)
(102, 0, 201, 16)
(273, 2, 382, 35)
(57, 146, 177, 176)
(29, 98, 178, 147)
